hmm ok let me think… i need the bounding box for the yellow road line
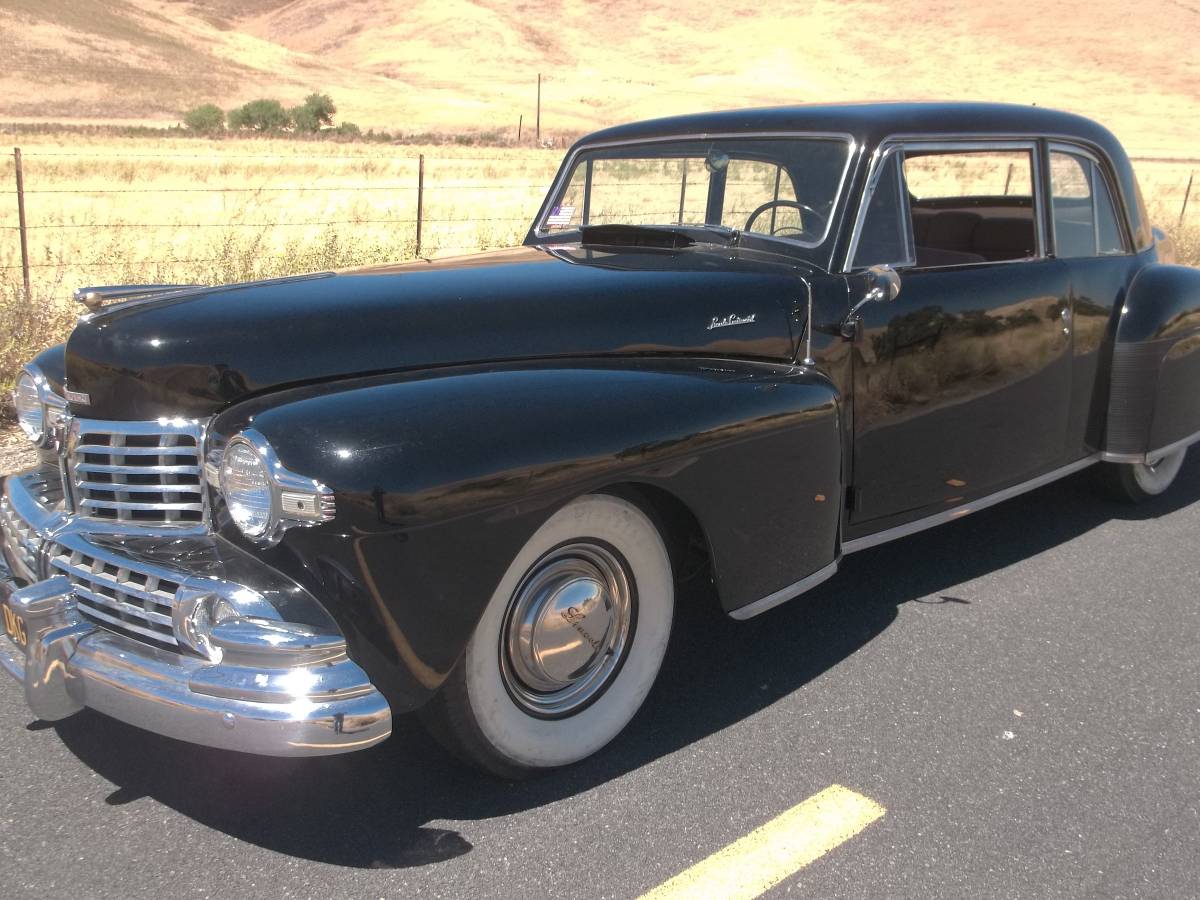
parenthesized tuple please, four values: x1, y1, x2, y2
(639, 784, 886, 900)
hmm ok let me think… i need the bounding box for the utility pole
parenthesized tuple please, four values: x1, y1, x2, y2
(536, 73, 541, 145)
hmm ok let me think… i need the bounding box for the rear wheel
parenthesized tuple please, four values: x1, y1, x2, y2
(1096, 447, 1188, 503)
(423, 494, 674, 778)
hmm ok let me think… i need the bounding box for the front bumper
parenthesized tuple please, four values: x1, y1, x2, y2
(1, 473, 391, 757)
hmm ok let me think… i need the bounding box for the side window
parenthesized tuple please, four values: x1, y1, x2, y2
(1049, 150, 1126, 257)
(851, 149, 911, 269)
(903, 148, 1039, 268)
(721, 160, 798, 233)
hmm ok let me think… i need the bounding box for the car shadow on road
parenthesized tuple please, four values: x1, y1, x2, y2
(51, 455, 1200, 869)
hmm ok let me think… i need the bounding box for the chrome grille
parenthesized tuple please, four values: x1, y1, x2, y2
(69, 419, 207, 526)
(48, 543, 181, 650)
(0, 493, 39, 578)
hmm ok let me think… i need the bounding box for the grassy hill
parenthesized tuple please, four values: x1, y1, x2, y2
(0, 0, 1198, 153)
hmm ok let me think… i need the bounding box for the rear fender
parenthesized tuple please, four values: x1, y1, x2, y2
(1103, 263, 1200, 461)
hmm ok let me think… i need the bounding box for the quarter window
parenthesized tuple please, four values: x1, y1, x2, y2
(1049, 150, 1126, 257)
(850, 149, 912, 269)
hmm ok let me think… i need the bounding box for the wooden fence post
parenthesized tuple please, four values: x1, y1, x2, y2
(1180, 170, 1194, 227)
(416, 154, 425, 258)
(14, 147, 31, 299)
(518, 115, 523, 142)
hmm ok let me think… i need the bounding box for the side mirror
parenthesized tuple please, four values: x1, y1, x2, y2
(865, 264, 902, 304)
(842, 265, 902, 338)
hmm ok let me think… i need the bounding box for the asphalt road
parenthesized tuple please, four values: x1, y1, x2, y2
(2, 457, 1198, 900)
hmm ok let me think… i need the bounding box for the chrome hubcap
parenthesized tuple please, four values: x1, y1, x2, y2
(500, 542, 635, 717)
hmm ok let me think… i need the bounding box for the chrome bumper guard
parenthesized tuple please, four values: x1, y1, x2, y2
(1, 474, 391, 757)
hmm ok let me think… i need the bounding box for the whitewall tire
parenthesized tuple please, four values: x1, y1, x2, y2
(423, 493, 674, 777)
(1098, 447, 1188, 503)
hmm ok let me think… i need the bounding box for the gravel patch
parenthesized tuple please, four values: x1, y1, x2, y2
(1, 421, 36, 476)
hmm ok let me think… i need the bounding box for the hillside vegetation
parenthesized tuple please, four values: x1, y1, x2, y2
(1, 0, 1199, 153)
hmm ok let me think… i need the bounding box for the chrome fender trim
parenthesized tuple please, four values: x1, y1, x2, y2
(842, 454, 1101, 555)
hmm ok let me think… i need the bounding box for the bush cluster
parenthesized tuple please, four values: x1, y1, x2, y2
(183, 93, 361, 137)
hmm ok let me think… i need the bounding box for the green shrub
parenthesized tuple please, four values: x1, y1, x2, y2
(183, 104, 225, 135)
(228, 99, 292, 133)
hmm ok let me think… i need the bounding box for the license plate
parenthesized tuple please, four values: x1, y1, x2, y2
(2, 601, 27, 649)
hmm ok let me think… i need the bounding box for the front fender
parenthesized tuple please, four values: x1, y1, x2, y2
(211, 359, 842, 710)
(1104, 263, 1200, 460)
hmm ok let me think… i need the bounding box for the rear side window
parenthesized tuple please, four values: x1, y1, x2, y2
(904, 148, 1039, 268)
(850, 143, 1042, 271)
(1049, 150, 1126, 257)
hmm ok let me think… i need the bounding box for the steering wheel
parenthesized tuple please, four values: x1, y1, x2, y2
(744, 200, 827, 240)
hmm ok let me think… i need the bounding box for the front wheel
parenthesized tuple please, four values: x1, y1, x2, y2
(1096, 447, 1188, 503)
(423, 494, 674, 777)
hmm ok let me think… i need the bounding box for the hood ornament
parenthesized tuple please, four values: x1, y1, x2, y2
(707, 313, 757, 331)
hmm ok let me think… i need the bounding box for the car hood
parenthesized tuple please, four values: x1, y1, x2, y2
(64, 245, 807, 420)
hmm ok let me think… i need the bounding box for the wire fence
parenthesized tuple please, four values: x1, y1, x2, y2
(2, 147, 1197, 290)
(0, 146, 570, 287)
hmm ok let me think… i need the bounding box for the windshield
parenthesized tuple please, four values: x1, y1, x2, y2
(536, 136, 852, 252)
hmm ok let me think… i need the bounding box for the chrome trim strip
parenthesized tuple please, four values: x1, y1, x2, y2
(1098, 450, 1144, 464)
(1101, 427, 1200, 465)
(842, 454, 1102, 554)
(728, 559, 840, 621)
(531, 130, 858, 253)
(1150, 429, 1200, 460)
(843, 144, 916, 270)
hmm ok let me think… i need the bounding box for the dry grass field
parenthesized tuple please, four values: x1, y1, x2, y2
(2, 1, 1200, 155)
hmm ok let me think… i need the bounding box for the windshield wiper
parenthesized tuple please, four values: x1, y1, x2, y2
(578, 223, 738, 249)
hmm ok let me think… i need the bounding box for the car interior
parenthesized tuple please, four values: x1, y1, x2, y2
(909, 198, 1038, 267)
(903, 148, 1040, 268)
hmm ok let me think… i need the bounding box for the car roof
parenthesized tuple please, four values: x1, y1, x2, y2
(581, 101, 1116, 151)
(573, 101, 1152, 252)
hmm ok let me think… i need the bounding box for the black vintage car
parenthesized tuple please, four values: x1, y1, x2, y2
(3, 103, 1199, 776)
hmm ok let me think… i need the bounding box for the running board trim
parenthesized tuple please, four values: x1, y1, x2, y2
(1101, 427, 1200, 465)
(841, 454, 1102, 555)
(728, 560, 840, 621)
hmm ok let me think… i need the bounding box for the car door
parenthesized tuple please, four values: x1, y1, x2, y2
(1046, 144, 1145, 454)
(845, 140, 1074, 530)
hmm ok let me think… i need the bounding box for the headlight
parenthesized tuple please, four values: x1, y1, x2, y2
(13, 371, 45, 444)
(215, 429, 336, 543)
(220, 438, 274, 539)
